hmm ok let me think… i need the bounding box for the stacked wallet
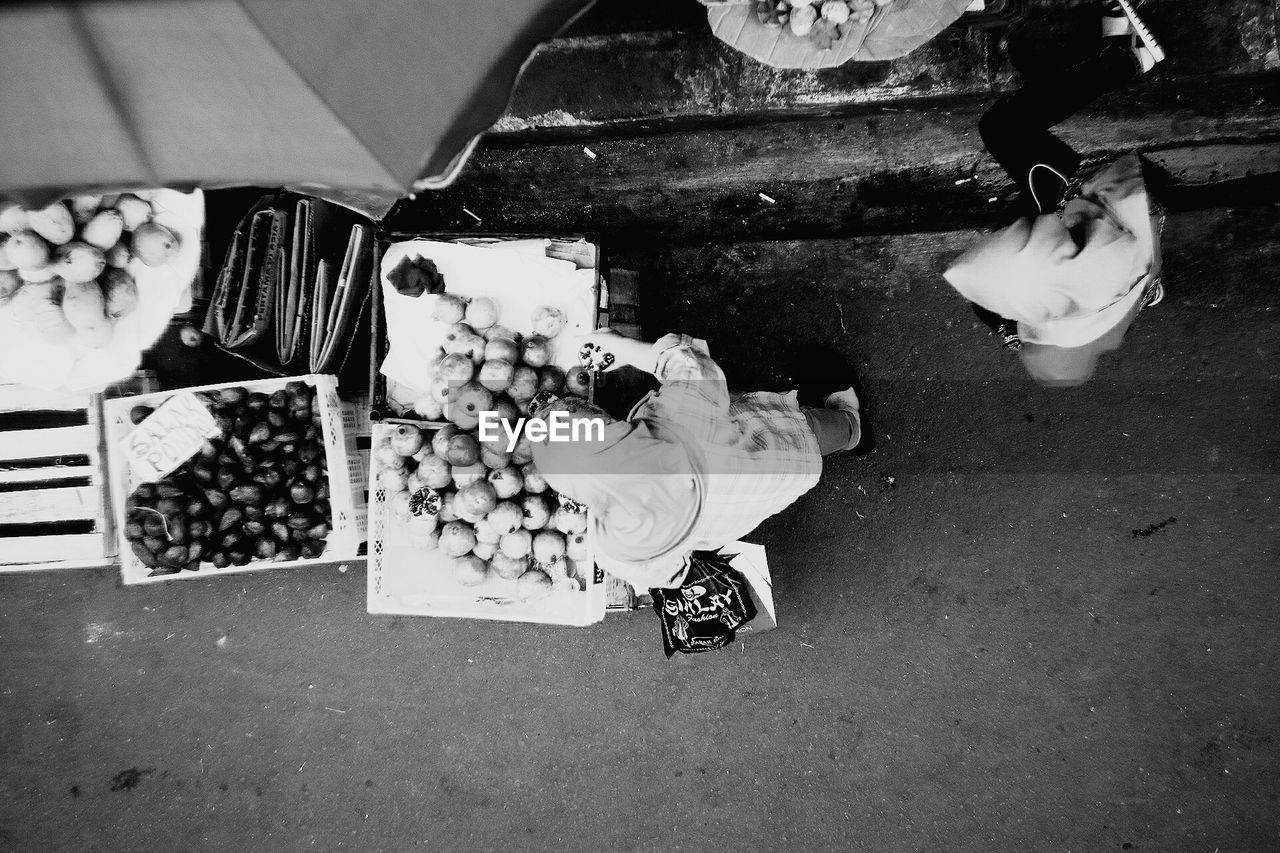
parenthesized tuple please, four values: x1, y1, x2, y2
(204, 195, 376, 375)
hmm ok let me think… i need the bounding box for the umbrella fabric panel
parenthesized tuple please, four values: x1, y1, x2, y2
(0, 5, 153, 194)
(239, 0, 597, 186)
(71, 0, 402, 192)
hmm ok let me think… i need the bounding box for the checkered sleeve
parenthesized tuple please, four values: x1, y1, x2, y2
(644, 334, 731, 442)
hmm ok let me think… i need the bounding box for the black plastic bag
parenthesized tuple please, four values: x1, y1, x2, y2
(651, 549, 757, 657)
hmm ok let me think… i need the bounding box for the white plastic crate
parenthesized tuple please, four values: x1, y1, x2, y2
(104, 374, 365, 584)
(365, 422, 606, 626)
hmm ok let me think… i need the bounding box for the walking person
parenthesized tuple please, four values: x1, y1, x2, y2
(527, 330, 872, 590)
(943, 0, 1167, 385)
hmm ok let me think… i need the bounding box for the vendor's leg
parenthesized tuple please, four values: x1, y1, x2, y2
(800, 388, 863, 456)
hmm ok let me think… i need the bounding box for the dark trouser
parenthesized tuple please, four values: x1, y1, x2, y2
(801, 406, 858, 456)
(972, 44, 1141, 334)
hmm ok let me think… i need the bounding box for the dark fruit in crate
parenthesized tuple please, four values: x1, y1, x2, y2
(301, 464, 321, 483)
(246, 393, 269, 412)
(306, 522, 329, 540)
(167, 520, 188, 545)
(155, 497, 181, 516)
(205, 488, 229, 510)
(257, 469, 284, 490)
(131, 541, 159, 568)
(187, 540, 206, 563)
(269, 390, 288, 410)
(256, 539, 278, 559)
(242, 505, 263, 521)
(161, 545, 189, 566)
(289, 482, 314, 504)
(143, 536, 167, 554)
(218, 387, 247, 405)
(188, 520, 207, 539)
(249, 422, 271, 443)
(129, 405, 153, 424)
(217, 507, 243, 531)
(220, 531, 245, 550)
(125, 520, 144, 540)
(289, 528, 307, 543)
(267, 411, 287, 429)
(149, 566, 181, 577)
(265, 497, 290, 518)
(211, 552, 231, 569)
(286, 514, 313, 531)
(234, 415, 253, 437)
(141, 515, 167, 537)
(216, 467, 238, 491)
(258, 439, 281, 456)
(155, 482, 184, 499)
(301, 539, 326, 559)
(230, 551, 251, 566)
(184, 499, 205, 518)
(243, 520, 266, 536)
(191, 460, 216, 484)
(229, 484, 263, 506)
(274, 545, 300, 562)
(298, 444, 319, 463)
(271, 521, 290, 542)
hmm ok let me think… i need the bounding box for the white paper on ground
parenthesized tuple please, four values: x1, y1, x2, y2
(727, 541, 777, 635)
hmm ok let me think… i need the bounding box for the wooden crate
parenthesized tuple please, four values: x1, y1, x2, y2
(0, 385, 115, 572)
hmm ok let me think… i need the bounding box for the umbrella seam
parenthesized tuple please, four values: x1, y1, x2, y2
(233, 0, 402, 190)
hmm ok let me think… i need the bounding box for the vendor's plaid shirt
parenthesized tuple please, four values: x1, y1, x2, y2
(610, 334, 822, 588)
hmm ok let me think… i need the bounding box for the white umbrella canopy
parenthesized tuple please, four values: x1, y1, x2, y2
(0, 0, 595, 218)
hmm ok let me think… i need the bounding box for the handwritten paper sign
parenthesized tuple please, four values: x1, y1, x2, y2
(122, 393, 221, 482)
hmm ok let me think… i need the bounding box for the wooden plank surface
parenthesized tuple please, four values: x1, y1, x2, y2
(0, 485, 97, 524)
(0, 425, 94, 462)
(0, 385, 92, 414)
(0, 465, 95, 486)
(0, 533, 107, 567)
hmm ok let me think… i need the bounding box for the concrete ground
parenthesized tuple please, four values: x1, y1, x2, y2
(3, 1, 1279, 851)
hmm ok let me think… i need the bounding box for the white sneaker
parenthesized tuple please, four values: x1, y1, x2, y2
(823, 387, 865, 453)
(1103, 0, 1166, 71)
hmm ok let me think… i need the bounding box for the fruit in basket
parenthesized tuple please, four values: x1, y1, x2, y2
(132, 222, 180, 266)
(479, 444, 510, 470)
(0, 204, 27, 233)
(478, 358, 514, 393)
(412, 390, 445, 420)
(483, 337, 519, 364)
(114, 194, 152, 231)
(821, 0, 851, 23)
(0, 270, 20, 303)
(373, 443, 403, 469)
(378, 466, 410, 492)
(464, 296, 499, 330)
(521, 493, 551, 530)
(472, 540, 496, 561)
(8, 280, 74, 344)
(552, 506, 588, 535)
(27, 204, 75, 246)
(566, 531, 589, 563)
(438, 491, 459, 522)
(520, 461, 547, 493)
(417, 453, 453, 489)
(389, 424, 426, 456)
(531, 305, 567, 338)
(487, 501, 523, 536)
(443, 323, 485, 362)
(532, 530, 566, 565)
(517, 569, 554, 601)
(457, 480, 498, 519)
(437, 351, 475, 384)
(483, 324, 520, 343)
(537, 366, 566, 395)
(564, 366, 592, 398)
(487, 465, 523, 500)
(61, 279, 113, 348)
(439, 520, 476, 558)
(390, 491, 413, 521)
(451, 382, 494, 421)
(509, 365, 539, 401)
(520, 335, 552, 368)
(451, 462, 486, 489)
(473, 515, 501, 544)
(103, 268, 138, 319)
(511, 435, 535, 466)
(443, 431, 480, 466)
(452, 554, 488, 586)
(431, 424, 460, 458)
(499, 528, 532, 559)
(5, 231, 50, 269)
(81, 209, 125, 250)
(789, 2, 818, 34)
(491, 553, 528, 581)
(427, 376, 451, 406)
(433, 293, 467, 324)
(52, 242, 104, 284)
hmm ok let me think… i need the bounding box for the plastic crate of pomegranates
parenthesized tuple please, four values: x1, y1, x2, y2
(104, 374, 363, 584)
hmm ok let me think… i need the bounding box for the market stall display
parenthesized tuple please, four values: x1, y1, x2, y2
(105, 374, 364, 584)
(368, 235, 608, 624)
(701, 0, 972, 68)
(0, 190, 203, 392)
